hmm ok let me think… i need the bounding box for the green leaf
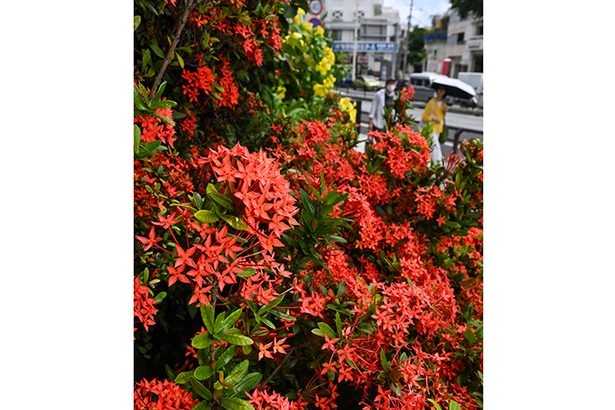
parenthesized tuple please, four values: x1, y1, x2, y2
(150, 42, 164, 58)
(190, 376, 212, 400)
(152, 99, 177, 109)
(218, 329, 254, 346)
(209, 191, 234, 210)
(215, 346, 237, 371)
(219, 213, 248, 231)
(221, 397, 255, 410)
(192, 402, 212, 410)
(154, 291, 167, 303)
(448, 402, 461, 410)
(200, 303, 215, 335)
(176, 52, 185, 69)
(317, 322, 336, 338)
(214, 311, 227, 334)
(232, 372, 262, 395)
(206, 183, 218, 196)
(192, 333, 213, 349)
(141, 48, 151, 71)
(336, 281, 346, 297)
(219, 308, 243, 335)
(427, 399, 443, 410)
(236, 268, 256, 278)
(311, 328, 324, 337)
(174, 371, 193, 384)
(134, 125, 141, 154)
(194, 366, 214, 381)
(299, 189, 316, 216)
(225, 360, 250, 385)
(335, 312, 343, 337)
(195, 210, 220, 224)
(257, 294, 285, 315)
(380, 350, 389, 371)
(328, 235, 347, 243)
(134, 15, 141, 31)
(134, 85, 148, 111)
(259, 316, 276, 329)
(152, 111, 176, 126)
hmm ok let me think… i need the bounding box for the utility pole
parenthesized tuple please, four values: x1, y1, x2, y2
(401, 0, 414, 76)
(351, 0, 359, 82)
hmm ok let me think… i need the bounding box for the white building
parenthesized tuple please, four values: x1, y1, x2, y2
(310, 0, 400, 80)
(424, 12, 483, 78)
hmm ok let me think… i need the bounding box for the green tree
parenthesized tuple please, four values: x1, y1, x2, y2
(450, 0, 483, 19)
(406, 27, 427, 72)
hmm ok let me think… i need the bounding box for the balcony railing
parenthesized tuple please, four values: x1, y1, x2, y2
(467, 35, 483, 51)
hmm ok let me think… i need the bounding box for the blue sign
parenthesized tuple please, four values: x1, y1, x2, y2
(308, 17, 322, 28)
(332, 41, 399, 53)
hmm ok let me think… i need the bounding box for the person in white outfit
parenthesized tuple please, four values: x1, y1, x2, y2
(368, 79, 397, 144)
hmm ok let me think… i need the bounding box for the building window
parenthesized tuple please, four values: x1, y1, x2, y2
(433, 49, 437, 56)
(330, 29, 342, 41)
(457, 32, 465, 44)
(332, 10, 343, 20)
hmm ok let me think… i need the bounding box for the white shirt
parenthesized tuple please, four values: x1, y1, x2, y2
(369, 89, 396, 130)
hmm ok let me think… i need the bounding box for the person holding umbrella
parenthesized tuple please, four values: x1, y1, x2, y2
(422, 85, 447, 163)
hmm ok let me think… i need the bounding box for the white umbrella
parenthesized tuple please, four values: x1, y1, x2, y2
(430, 75, 477, 101)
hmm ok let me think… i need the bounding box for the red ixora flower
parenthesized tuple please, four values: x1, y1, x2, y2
(134, 378, 197, 410)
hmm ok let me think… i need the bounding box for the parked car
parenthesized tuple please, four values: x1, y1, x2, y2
(457, 72, 483, 108)
(408, 72, 439, 102)
(353, 75, 381, 91)
(335, 77, 354, 88)
(407, 72, 475, 106)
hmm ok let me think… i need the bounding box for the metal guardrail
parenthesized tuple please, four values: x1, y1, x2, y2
(349, 96, 483, 154)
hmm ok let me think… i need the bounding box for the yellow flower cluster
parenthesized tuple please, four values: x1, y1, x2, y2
(338, 97, 357, 123)
(277, 85, 286, 100)
(292, 7, 305, 25)
(313, 75, 336, 97)
(316, 47, 335, 75)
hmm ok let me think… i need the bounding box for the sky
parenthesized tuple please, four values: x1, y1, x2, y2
(383, 0, 451, 29)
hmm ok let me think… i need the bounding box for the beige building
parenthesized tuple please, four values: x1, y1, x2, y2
(424, 11, 483, 78)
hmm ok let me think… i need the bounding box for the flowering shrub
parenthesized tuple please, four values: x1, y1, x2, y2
(134, 1, 482, 409)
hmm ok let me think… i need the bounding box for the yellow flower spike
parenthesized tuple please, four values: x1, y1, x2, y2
(297, 7, 305, 16)
(315, 26, 324, 36)
(292, 15, 301, 25)
(291, 32, 302, 40)
(302, 22, 313, 32)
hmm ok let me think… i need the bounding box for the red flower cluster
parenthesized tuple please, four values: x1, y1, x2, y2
(370, 124, 431, 178)
(206, 143, 299, 253)
(135, 107, 177, 147)
(217, 58, 240, 107)
(181, 65, 215, 103)
(134, 278, 158, 332)
(398, 85, 415, 104)
(134, 378, 198, 410)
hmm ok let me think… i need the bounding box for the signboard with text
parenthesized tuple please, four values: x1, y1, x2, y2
(332, 41, 399, 53)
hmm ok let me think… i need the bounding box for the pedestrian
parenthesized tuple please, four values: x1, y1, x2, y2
(367, 78, 397, 144)
(421, 85, 447, 163)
